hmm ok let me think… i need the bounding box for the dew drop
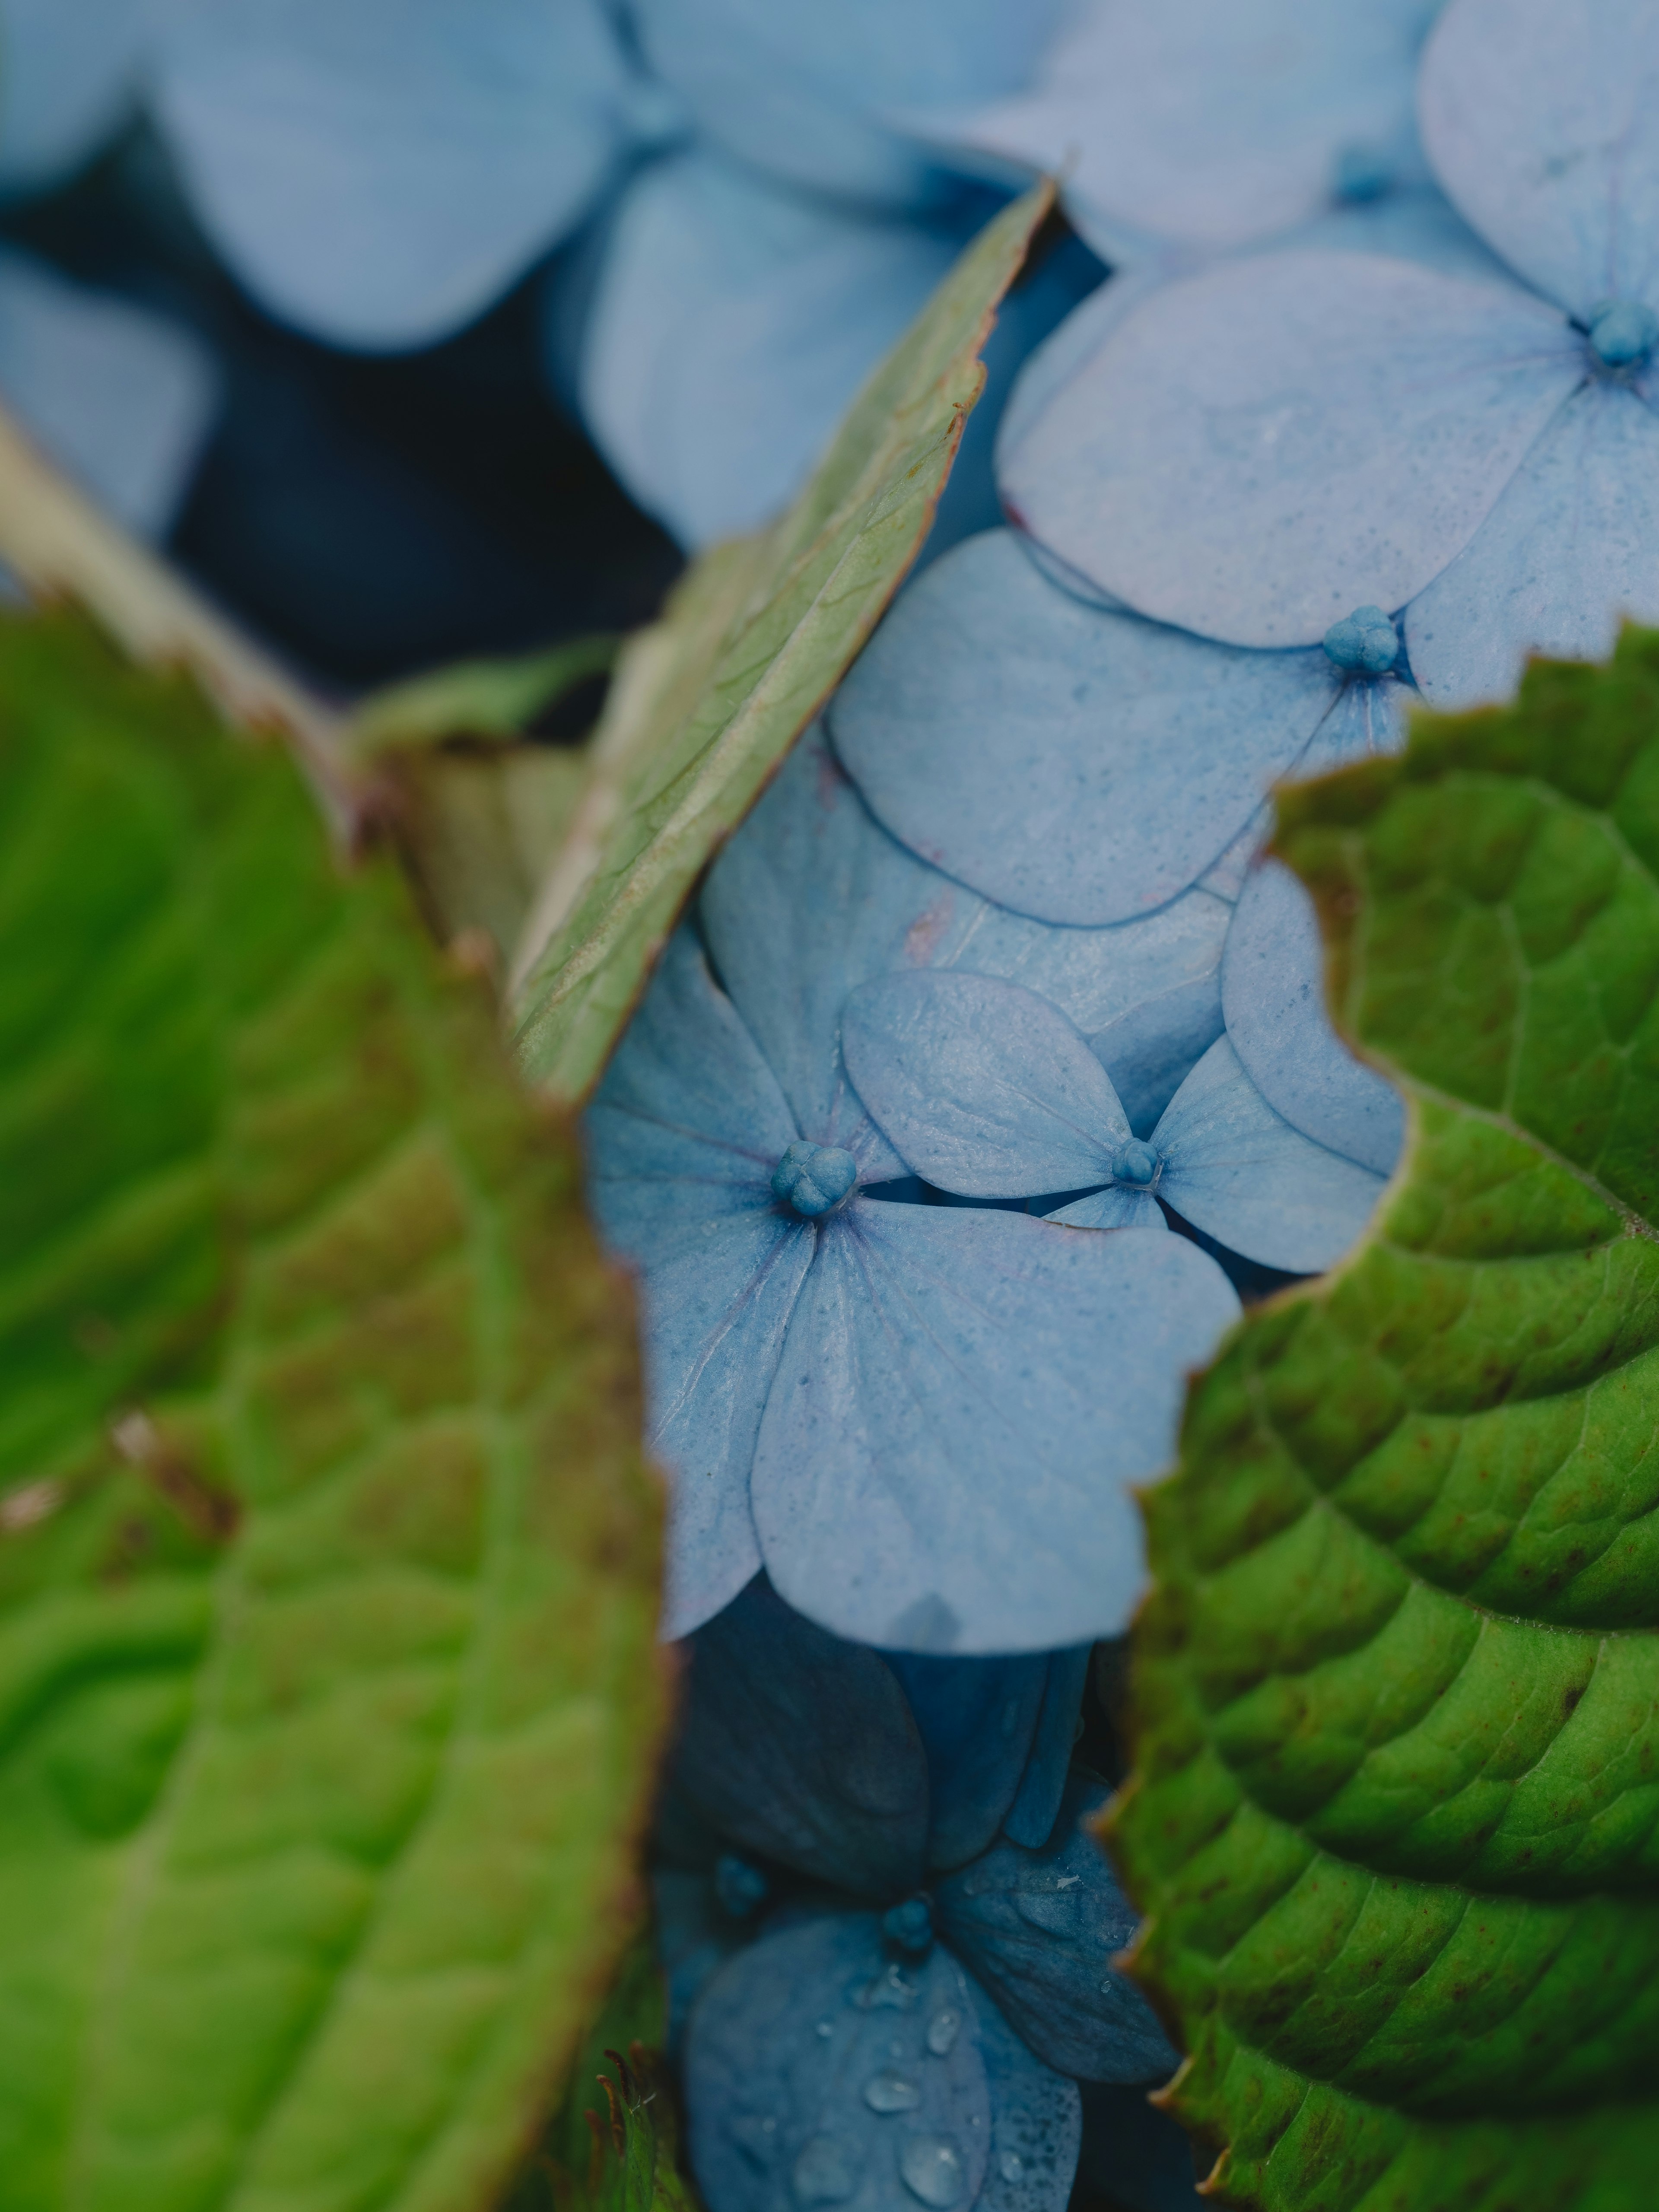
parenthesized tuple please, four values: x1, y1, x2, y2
(864, 2071, 922, 2115)
(858, 1962, 920, 2010)
(926, 2007, 961, 2056)
(901, 2135, 966, 2208)
(816, 2019, 834, 2039)
(793, 2134, 860, 2205)
(1001, 2154, 1025, 2183)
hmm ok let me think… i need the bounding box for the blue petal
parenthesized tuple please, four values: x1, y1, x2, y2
(1044, 1188, 1165, 1233)
(1153, 1036, 1388, 1274)
(1405, 380, 1659, 712)
(654, 1866, 749, 2054)
(970, 1977, 1083, 2212)
(842, 971, 1129, 1199)
(882, 1652, 1048, 1872)
(1221, 860, 1405, 1175)
(1003, 1648, 1093, 1852)
(0, 250, 217, 538)
(751, 1203, 1240, 1653)
(578, 149, 962, 547)
(927, 0, 1440, 266)
(830, 530, 1340, 922)
(0, 0, 156, 191)
(1420, 0, 1659, 321)
(152, 0, 631, 347)
(999, 250, 1583, 646)
(1296, 671, 1414, 775)
(672, 1576, 931, 1897)
(936, 1779, 1176, 2085)
(684, 1913, 995, 2212)
(632, 0, 1066, 211)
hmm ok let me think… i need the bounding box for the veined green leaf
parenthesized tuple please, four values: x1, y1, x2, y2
(1112, 632, 1659, 2211)
(0, 610, 667, 2212)
(349, 638, 620, 756)
(508, 183, 1055, 1104)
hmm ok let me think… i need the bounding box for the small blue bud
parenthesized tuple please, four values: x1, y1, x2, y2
(882, 1895, 934, 1954)
(1109, 1139, 1161, 1189)
(1331, 142, 1393, 204)
(1586, 298, 1659, 371)
(715, 1853, 770, 1920)
(771, 1141, 858, 1218)
(1323, 605, 1400, 677)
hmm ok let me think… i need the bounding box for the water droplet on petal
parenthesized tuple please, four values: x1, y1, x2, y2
(864, 2071, 922, 2114)
(793, 2134, 860, 2205)
(1000, 2153, 1025, 2183)
(901, 2135, 966, 2208)
(926, 2007, 961, 2056)
(858, 1962, 920, 2009)
(816, 2020, 834, 2040)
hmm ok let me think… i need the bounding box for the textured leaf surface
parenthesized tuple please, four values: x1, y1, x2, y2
(509, 184, 1053, 1104)
(0, 611, 666, 2212)
(1112, 632, 1659, 2210)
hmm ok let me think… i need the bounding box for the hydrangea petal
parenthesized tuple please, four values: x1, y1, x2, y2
(684, 1915, 995, 2212)
(1002, 1649, 1093, 1851)
(970, 1976, 1083, 2212)
(152, 0, 630, 348)
(654, 1866, 749, 2053)
(632, 0, 1065, 210)
(1419, 0, 1659, 320)
(1404, 379, 1659, 711)
(1001, 250, 1583, 645)
(1153, 1036, 1387, 1274)
(585, 929, 798, 1261)
(672, 1576, 931, 1897)
(830, 529, 1340, 920)
(1296, 670, 1414, 775)
(0, 250, 217, 538)
(842, 971, 1129, 1199)
(884, 1652, 1049, 1872)
(0, 0, 166, 191)
(1222, 860, 1405, 1174)
(1044, 1188, 1165, 1233)
(930, 0, 1439, 265)
(936, 1780, 1176, 2085)
(752, 1203, 1240, 1653)
(578, 149, 961, 548)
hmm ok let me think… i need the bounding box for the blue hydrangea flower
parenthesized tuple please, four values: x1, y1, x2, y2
(842, 969, 1386, 1275)
(583, 727, 1240, 1654)
(920, 0, 1446, 268)
(0, 0, 170, 194)
(997, 0, 1659, 711)
(655, 1580, 1174, 2212)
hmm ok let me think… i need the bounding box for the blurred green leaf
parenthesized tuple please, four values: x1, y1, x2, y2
(1112, 632, 1659, 2209)
(349, 637, 620, 755)
(0, 609, 668, 2212)
(509, 183, 1055, 1104)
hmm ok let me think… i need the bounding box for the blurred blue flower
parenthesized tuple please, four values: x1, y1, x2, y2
(0, 0, 176, 194)
(655, 1579, 1175, 2212)
(918, 0, 1446, 267)
(998, 0, 1659, 710)
(583, 728, 1239, 1655)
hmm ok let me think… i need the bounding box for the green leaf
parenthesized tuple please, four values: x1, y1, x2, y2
(0, 609, 668, 2212)
(349, 638, 620, 756)
(1112, 631, 1659, 2210)
(508, 183, 1055, 1104)
(505, 1936, 697, 2212)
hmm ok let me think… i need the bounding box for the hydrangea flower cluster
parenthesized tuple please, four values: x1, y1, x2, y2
(582, 3, 1659, 2208)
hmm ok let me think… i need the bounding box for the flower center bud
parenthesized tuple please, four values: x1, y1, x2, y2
(882, 1896, 934, 1955)
(771, 1141, 858, 1218)
(1331, 141, 1393, 204)
(1110, 1138, 1161, 1190)
(1323, 604, 1400, 677)
(1587, 298, 1659, 371)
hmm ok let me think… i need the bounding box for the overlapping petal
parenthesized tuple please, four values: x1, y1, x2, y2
(935, 1780, 1176, 2085)
(927, 0, 1440, 265)
(1222, 860, 1406, 1175)
(0, 250, 218, 537)
(751, 1202, 1238, 1653)
(1404, 378, 1659, 708)
(632, 0, 1065, 211)
(1000, 250, 1583, 645)
(1420, 0, 1659, 321)
(685, 1914, 1077, 2212)
(0, 0, 167, 191)
(151, 0, 633, 348)
(885, 1651, 1050, 1872)
(578, 149, 962, 547)
(830, 530, 1340, 922)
